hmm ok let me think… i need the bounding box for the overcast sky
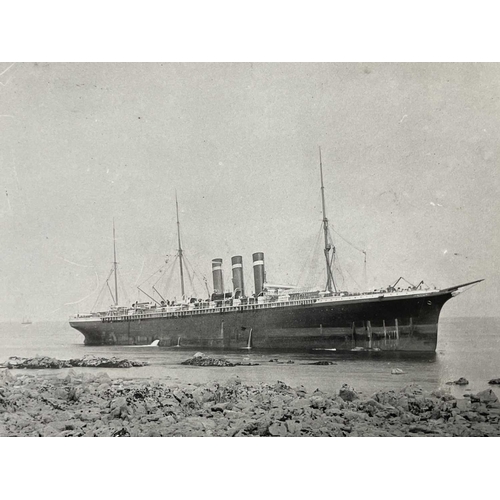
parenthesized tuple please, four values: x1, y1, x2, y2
(0, 62, 498, 321)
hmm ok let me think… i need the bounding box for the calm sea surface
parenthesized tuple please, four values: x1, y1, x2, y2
(1, 317, 499, 398)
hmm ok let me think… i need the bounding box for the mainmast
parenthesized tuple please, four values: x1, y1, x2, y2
(319, 147, 337, 293)
(112, 219, 119, 305)
(175, 192, 186, 297)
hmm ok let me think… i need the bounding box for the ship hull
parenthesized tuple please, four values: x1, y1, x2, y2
(70, 290, 454, 352)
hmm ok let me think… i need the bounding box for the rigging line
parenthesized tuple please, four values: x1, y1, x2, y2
(106, 281, 116, 304)
(55, 255, 95, 268)
(160, 255, 179, 299)
(190, 265, 210, 291)
(332, 251, 346, 287)
(298, 223, 323, 287)
(330, 226, 366, 255)
(91, 285, 106, 313)
(175, 191, 185, 297)
(307, 233, 325, 288)
(138, 264, 167, 288)
(344, 267, 361, 291)
(64, 270, 100, 306)
(310, 225, 325, 287)
(180, 255, 196, 297)
(392, 276, 415, 288)
(134, 258, 147, 286)
(137, 286, 161, 305)
(328, 225, 367, 289)
(91, 269, 113, 311)
(183, 254, 204, 296)
(112, 219, 118, 306)
(118, 272, 130, 305)
(113, 262, 130, 305)
(152, 286, 166, 302)
(93, 272, 114, 312)
(152, 264, 169, 288)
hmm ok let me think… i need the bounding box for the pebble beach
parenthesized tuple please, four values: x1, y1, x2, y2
(1, 361, 500, 437)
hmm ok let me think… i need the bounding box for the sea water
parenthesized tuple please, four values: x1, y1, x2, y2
(1, 317, 499, 398)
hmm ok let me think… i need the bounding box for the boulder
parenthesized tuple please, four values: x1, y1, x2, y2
(430, 388, 453, 399)
(3, 355, 147, 370)
(488, 378, 500, 385)
(391, 368, 405, 375)
(181, 356, 234, 367)
(110, 397, 133, 419)
(339, 384, 359, 402)
(268, 421, 288, 437)
(470, 389, 499, 404)
(446, 377, 469, 386)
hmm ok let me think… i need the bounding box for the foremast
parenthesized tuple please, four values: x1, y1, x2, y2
(319, 147, 337, 293)
(175, 192, 186, 297)
(112, 219, 119, 305)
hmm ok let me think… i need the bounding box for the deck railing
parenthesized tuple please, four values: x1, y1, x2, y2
(71, 288, 432, 323)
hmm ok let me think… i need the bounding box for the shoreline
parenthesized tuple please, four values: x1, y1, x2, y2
(1, 369, 499, 437)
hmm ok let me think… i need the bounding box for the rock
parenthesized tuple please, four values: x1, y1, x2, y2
(112, 427, 130, 437)
(308, 361, 336, 365)
(391, 368, 405, 375)
(470, 389, 499, 404)
(225, 376, 242, 386)
(488, 378, 500, 385)
(110, 397, 133, 419)
(408, 425, 438, 435)
(446, 377, 469, 386)
(456, 399, 470, 411)
(3, 355, 147, 370)
(430, 388, 452, 399)
(4, 356, 70, 369)
(401, 384, 424, 396)
(309, 396, 326, 409)
(193, 352, 205, 358)
(0, 369, 15, 383)
(268, 421, 288, 436)
(181, 356, 234, 367)
(4, 370, 500, 437)
(339, 384, 359, 402)
(97, 383, 111, 394)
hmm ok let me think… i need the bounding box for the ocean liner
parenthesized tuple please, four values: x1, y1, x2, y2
(70, 153, 482, 352)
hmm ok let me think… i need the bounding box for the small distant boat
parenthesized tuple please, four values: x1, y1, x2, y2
(21, 318, 32, 325)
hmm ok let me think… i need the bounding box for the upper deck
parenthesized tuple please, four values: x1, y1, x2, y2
(70, 286, 442, 324)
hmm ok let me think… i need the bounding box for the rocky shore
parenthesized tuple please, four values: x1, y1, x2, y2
(1, 368, 499, 437)
(1, 355, 148, 369)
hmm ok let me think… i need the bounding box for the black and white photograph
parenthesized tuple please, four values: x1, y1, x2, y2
(1, 4, 499, 497)
(2, 61, 498, 439)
